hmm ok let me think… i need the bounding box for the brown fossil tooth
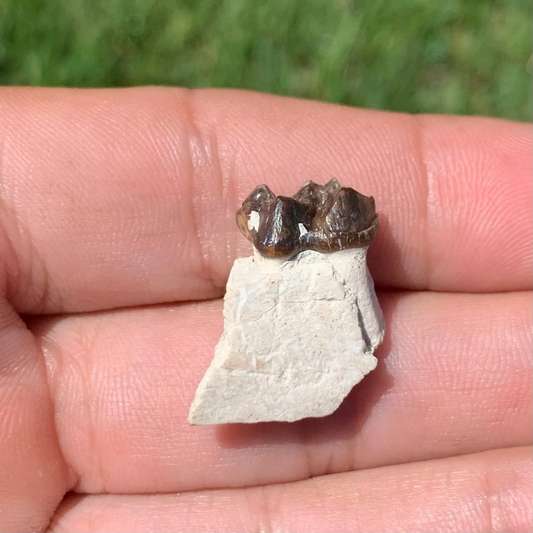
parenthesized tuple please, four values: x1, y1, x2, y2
(236, 180, 379, 259)
(292, 180, 322, 207)
(314, 187, 379, 251)
(256, 196, 313, 258)
(236, 184, 275, 240)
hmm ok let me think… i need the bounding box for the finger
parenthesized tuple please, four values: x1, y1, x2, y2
(29, 291, 532, 494)
(48, 447, 533, 533)
(0, 298, 71, 531)
(1, 88, 530, 314)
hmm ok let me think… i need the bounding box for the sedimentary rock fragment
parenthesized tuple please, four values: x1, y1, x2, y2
(188, 180, 384, 425)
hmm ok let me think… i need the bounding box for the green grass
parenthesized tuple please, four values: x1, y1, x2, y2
(1, 0, 531, 120)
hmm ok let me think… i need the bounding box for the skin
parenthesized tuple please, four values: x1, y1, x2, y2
(0, 87, 531, 532)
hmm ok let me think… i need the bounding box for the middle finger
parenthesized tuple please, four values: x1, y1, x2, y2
(31, 290, 532, 494)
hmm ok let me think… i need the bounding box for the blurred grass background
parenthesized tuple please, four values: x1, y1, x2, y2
(0, 0, 531, 120)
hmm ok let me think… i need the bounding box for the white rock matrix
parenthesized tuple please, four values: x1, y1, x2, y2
(188, 247, 384, 425)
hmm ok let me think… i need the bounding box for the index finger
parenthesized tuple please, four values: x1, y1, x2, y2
(0, 87, 530, 314)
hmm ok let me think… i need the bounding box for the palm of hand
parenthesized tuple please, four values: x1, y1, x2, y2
(1, 88, 531, 533)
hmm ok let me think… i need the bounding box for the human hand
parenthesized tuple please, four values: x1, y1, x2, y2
(1, 88, 531, 532)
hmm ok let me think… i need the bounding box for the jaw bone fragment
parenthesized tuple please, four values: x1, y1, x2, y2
(189, 179, 384, 425)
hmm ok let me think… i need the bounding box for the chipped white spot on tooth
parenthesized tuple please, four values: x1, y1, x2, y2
(247, 211, 260, 232)
(298, 223, 308, 237)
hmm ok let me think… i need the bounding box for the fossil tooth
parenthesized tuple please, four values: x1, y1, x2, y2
(236, 180, 379, 259)
(188, 180, 384, 425)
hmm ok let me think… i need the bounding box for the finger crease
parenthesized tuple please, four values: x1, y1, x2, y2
(182, 90, 219, 294)
(412, 115, 433, 291)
